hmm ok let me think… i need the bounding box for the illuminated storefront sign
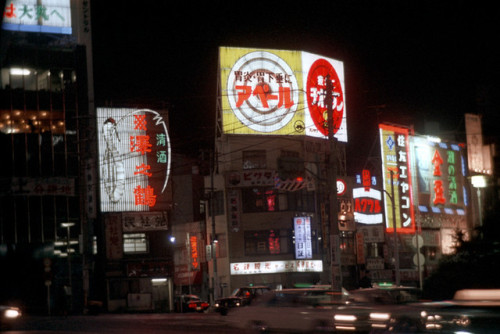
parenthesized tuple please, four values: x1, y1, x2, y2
(353, 170, 383, 225)
(412, 136, 467, 216)
(2, 0, 72, 34)
(379, 124, 415, 233)
(97, 108, 171, 212)
(294, 217, 312, 259)
(189, 235, 199, 271)
(230, 260, 322, 275)
(219, 47, 347, 142)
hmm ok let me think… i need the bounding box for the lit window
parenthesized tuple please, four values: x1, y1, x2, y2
(123, 233, 148, 253)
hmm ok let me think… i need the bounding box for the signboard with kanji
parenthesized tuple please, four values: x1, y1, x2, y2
(379, 124, 416, 234)
(412, 135, 467, 219)
(219, 47, 347, 142)
(2, 0, 72, 34)
(97, 108, 171, 212)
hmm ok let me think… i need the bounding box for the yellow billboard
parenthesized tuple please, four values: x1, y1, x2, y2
(219, 47, 347, 142)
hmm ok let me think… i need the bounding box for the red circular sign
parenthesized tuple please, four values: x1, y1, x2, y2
(306, 59, 344, 136)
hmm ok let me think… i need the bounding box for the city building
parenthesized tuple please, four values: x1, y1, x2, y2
(0, 0, 94, 314)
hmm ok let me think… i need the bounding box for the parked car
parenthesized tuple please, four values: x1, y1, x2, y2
(418, 289, 500, 333)
(175, 294, 210, 313)
(0, 304, 22, 331)
(228, 288, 346, 333)
(333, 285, 423, 332)
(214, 286, 271, 315)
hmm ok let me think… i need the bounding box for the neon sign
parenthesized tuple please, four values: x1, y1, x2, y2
(2, 0, 72, 35)
(379, 124, 415, 233)
(97, 108, 171, 212)
(353, 170, 383, 225)
(294, 217, 312, 259)
(220, 47, 347, 142)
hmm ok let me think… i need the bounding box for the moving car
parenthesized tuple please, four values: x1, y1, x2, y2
(214, 286, 270, 315)
(175, 294, 210, 313)
(229, 288, 346, 333)
(0, 304, 22, 331)
(333, 284, 422, 332)
(419, 289, 500, 333)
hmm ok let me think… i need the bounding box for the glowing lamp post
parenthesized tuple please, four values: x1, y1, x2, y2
(471, 175, 487, 226)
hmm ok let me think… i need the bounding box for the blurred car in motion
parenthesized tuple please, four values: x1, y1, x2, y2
(174, 294, 210, 313)
(214, 286, 270, 315)
(419, 289, 500, 333)
(229, 288, 347, 333)
(333, 284, 422, 332)
(0, 304, 22, 331)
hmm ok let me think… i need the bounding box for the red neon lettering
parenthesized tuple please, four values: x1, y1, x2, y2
(130, 135, 152, 155)
(133, 114, 147, 131)
(4, 3, 16, 18)
(134, 163, 152, 177)
(433, 180, 446, 205)
(133, 185, 157, 207)
(432, 150, 443, 176)
(235, 85, 294, 109)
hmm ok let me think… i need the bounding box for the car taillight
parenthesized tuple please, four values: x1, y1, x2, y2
(201, 302, 209, 308)
(188, 303, 197, 309)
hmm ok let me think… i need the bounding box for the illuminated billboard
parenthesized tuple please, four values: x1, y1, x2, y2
(97, 108, 171, 212)
(412, 135, 467, 218)
(2, 0, 72, 35)
(379, 124, 416, 234)
(353, 170, 383, 225)
(294, 216, 312, 259)
(219, 47, 347, 142)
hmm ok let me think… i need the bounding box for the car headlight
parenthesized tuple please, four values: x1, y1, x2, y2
(4, 308, 21, 319)
(235, 302, 241, 307)
(370, 312, 391, 321)
(214, 303, 220, 307)
(334, 314, 357, 322)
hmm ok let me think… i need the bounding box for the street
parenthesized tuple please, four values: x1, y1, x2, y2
(5, 312, 239, 334)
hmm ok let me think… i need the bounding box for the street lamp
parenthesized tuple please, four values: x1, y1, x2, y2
(61, 222, 74, 312)
(471, 175, 488, 227)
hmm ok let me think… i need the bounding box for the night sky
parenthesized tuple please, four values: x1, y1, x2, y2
(91, 1, 500, 172)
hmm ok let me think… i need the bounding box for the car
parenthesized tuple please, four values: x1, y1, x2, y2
(333, 284, 423, 333)
(418, 289, 500, 333)
(174, 294, 210, 313)
(214, 286, 271, 315)
(0, 304, 22, 331)
(228, 288, 347, 333)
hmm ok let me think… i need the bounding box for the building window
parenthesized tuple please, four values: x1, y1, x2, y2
(245, 229, 290, 256)
(242, 150, 266, 169)
(123, 233, 148, 253)
(242, 187, 280, 212)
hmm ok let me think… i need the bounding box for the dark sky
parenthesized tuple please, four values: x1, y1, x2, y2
(91, 1, 500, 170)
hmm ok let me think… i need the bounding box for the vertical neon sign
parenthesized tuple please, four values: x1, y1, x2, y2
(379, 124, 415, 233)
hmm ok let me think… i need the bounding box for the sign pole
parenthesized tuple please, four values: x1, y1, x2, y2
(326, 75, 342, 291)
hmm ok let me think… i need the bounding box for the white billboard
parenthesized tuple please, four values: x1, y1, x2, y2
(97, 108, 171, 212)
(220, 47, 347, 142)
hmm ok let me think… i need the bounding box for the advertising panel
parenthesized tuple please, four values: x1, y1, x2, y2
(97, 108, 171, 212)
(379, 124, 415, 233)
(219, 47, 347, 142)
(230, 260, 322, 275)
(412, 135, 467, 218)
(353, 169, 383, 225)
(464, 113, 484, 173)
(2, 0, 72, 34)
(294, 216, 312, 259)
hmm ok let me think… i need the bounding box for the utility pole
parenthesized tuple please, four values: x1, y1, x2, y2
(210, 150, 218, 302)
(325, 75, 342, 291)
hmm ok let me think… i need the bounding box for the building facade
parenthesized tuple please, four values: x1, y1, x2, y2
(0, 0, 94, 314)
